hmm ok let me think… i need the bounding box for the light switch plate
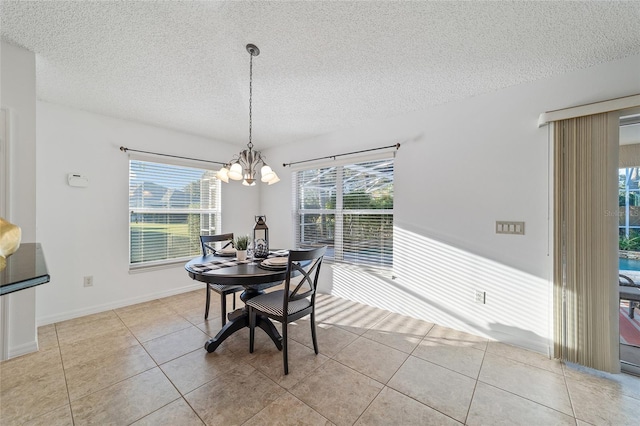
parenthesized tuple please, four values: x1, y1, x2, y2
(496, 221, 525, 235)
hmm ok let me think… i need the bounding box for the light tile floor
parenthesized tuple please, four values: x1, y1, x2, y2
(2, 290, 640, 425)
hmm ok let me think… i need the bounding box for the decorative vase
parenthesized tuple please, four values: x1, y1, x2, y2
(236, 250, 247, 261)
(0, 217, 22, 271)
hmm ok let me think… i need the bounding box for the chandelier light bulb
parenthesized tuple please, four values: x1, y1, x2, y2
(260, 165, 275, 182)
(228, 163, 244, 180)
(215, 166, 230, 183)
(267, 173, 280, 185)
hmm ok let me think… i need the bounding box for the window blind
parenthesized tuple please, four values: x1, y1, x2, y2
(553, 113, 620, 373)
(129, 159, 221, 266)
(294, 158, 393, 267)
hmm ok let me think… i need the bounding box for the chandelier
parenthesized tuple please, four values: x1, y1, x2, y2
(216, 44, 280, 186)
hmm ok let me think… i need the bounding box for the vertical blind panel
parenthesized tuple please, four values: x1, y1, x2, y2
(129, 160, 221, 265)
(294, 158, 393, 267)
(553, 113, 620, 372)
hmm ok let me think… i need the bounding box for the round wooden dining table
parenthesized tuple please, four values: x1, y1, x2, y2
(185, 254, 289, 353)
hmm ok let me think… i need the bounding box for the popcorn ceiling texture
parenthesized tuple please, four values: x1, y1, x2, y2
(1, 1, 639, 147)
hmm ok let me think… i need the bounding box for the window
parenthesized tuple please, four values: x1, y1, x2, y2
(620, 167, 640, 246)
(294, 158, 393, 267)
(129, 159, 221, 267)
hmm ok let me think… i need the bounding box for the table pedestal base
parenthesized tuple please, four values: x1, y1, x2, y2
(204, 309, 282, 352)
(204, 285, 283, 353)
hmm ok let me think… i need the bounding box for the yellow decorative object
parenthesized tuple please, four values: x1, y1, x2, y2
(0, 217, 22, 271)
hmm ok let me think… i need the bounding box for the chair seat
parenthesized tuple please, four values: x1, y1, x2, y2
(246, 290, 311, 317)
(209, 283, 243, 293)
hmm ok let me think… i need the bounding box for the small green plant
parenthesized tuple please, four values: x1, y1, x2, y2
(620, 235, 640, 251)
(233, 235, 250, 251)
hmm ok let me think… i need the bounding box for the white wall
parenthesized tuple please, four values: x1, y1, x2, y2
(0, 41, 38, 358)
(261, 53, 640, 354)
(35, 101, 259, 324)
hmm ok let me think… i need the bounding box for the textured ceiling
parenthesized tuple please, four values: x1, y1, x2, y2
(1, 1, 640, 148)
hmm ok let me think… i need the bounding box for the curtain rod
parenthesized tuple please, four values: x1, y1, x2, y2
(282, 143, 400, 167)
(119, 146, 226, 166)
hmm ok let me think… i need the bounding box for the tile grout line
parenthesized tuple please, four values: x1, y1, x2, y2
(476, 351, 576, 419)
(474, 380, 578, 421)
(117, 302, 211, 424)
(560, 362, 580, 422)
(382, 352, 462, 425)
(61, 310, 161, 418)
(325, 323, 466, 425)
(55, 323, 77, 426)
(463, 347, 486, 425)
(101, 303, 208, 424)
(27, 292, 640, 425)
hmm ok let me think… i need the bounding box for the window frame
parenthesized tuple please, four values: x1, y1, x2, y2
(128, 155, 222, 271)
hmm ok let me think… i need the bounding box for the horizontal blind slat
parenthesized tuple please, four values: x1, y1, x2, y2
(129, 159, 221, 265)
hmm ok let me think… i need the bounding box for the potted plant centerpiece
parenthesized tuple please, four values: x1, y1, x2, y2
(234, 235, 250, 261)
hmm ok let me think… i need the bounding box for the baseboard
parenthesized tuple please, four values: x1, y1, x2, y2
(482, 328, 551, 356)
(36, 283, 202, 326)
(7, 340, 38, 359)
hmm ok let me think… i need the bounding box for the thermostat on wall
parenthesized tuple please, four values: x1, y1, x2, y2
(67, 174, 89, 188)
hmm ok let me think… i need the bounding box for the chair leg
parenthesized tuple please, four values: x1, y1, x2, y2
(204, 285, 211, 320)
(283, 322, 289, 375)
(232, 292, 236, 310)
(310, 311, 319, 355)
(221, 293, 227, 327)
(630, 302, 637, 319)
(249, 307, 255, 353)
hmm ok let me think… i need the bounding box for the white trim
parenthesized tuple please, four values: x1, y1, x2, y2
(0, 296, 8, 360)
(538, 94, 640, 127)
(36, 282, 202, 326)
(7, 340, 38, 359)
(0, 108, 10, 219)
(0, 109, 10, 360)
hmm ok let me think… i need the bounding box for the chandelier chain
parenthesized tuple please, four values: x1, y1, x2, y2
(214, 44, 279, 186)
(248, 49, 253, 151)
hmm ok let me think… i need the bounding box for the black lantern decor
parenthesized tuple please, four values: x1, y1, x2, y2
(253, 215, 269, 258)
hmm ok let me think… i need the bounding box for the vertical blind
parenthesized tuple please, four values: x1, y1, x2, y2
(293, 158, 394, 267)
(129, 159, 221, 266)
(553, 112, 620, 372)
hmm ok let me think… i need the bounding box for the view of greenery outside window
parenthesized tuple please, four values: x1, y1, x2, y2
(294, 158, 393, 267)
(129, 159, 221, 266)
(619, 167, 640, 251)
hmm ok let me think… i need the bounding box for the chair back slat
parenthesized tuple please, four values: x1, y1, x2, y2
(289, 260, 319, 300)
(283, 247, 327, 312)
(200, 233, 234, 256)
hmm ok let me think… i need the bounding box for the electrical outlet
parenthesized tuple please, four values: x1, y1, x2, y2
(475, 290, 486, 304)
(83, 276, 93, 287)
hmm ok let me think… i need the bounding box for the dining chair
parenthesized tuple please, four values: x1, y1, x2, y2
(200, 234, 244, 327)
(620, 273, 640, 319)
(247, 246, 326, 375)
